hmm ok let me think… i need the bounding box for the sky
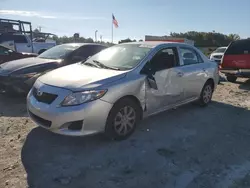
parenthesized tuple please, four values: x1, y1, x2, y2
(0, 0, 250, 43)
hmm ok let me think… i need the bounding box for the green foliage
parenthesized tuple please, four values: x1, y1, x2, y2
(118, 38, 137, 44)
(170, 31, 241, 47)
(33, 29, 243, 47)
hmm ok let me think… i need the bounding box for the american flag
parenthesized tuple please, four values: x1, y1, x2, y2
(112, 14, 118, 28)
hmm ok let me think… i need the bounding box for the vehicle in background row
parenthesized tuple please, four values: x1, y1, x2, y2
(220, 39, 250, 82)
(0, 33, 56, 54)
(27, 42, 219, 140)
(0, 43, 107, 94)
(0, 18, 56, 54)
(210, 46, 227, 64)
(0, 44, 37, 64)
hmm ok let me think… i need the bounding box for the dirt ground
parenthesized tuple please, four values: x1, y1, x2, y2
(0, 77, 250, 188)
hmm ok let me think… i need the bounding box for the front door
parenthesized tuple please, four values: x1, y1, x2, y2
(144, 47, 185, 115)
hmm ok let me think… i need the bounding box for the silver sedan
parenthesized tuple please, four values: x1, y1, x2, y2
(27, 42, 219, 140)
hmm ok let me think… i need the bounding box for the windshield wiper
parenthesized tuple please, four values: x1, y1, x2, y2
(92, 60, 120, 70)
(83, 61, 99, 68)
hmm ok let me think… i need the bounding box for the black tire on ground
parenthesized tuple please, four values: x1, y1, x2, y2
(227, 75, 237, 83)
(105, 98, 141, 141)
(38, 49, 46, 54)
(199, 81, 214, 107)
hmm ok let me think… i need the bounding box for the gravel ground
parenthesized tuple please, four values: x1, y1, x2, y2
(0, 78, 250, 188)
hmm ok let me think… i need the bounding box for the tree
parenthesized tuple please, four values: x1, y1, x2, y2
(228, 34, 240, 41)
(118, 38, 137, 44)
(170, 31, 240, 47)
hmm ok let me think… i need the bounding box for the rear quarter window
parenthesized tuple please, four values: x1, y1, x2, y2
(225, 40, 250, 55)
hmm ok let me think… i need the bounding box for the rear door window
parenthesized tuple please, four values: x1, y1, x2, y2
(180, 47, 203, 66)
(225, 40, 250, 55)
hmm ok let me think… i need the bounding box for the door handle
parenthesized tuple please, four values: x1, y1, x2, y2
(202, 68, 206, 72)
(177, 72, 184, 77)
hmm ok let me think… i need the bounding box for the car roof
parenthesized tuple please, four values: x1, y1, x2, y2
(119, 41, 194, 49)
(57, 43, 107, 48)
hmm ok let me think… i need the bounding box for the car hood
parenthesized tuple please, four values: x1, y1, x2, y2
(0, 57, 61, 74)
(38, 63, 127, 91)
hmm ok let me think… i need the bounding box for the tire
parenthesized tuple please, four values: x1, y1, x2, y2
(199, 81, 214, 107)
(227, 75, 237, 83)
(105, 98, 141, 140)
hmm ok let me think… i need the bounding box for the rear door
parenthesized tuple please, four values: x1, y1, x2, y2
(222, 39, 250, 69)
(177, 46, 208, 99)
(0, 34, 32, 53)
(13, 35, 32, 53)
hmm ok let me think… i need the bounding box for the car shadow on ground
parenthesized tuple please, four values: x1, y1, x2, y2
(21, 100, 250, 188)
(238, 79, 250, 91)
(0, 93, 27, 117)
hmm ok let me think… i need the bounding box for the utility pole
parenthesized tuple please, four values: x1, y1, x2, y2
(95, 30, 98, 42)
(100, 35, 102, 42)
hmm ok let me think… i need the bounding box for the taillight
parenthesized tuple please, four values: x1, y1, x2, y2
(220, 55, 225, 68)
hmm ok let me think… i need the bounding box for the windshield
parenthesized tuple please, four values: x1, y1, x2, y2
(84, 44, 151, 70)
(214, 47, 227, 53)
(38, 44, 81, 59)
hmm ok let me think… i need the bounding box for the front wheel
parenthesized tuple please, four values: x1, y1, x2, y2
(105, 98, 140, 140)
(199, 82, 214, 106)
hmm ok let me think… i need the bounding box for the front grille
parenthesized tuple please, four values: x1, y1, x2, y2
(29, 111, 52, 128)
(33, 87, 58, 104)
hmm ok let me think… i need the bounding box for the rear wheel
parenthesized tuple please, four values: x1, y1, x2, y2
(105, 98, 140, 140)
(199, 82, 214, 106)
(227, 75, 237, 83)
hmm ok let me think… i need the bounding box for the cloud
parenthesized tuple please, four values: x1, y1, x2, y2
(0, 10, 57, 19)
(0, 10, 106, 20)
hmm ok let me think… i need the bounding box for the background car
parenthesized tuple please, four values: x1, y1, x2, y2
(220, 39, 250, 82)
(209, 46, 227, 64)
(27, 42, 219, 140)
(0, 44, 37, 64)
(0, 43, 107, 94)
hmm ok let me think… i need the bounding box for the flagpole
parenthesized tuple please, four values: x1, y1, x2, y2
(111, 14, 113, 43)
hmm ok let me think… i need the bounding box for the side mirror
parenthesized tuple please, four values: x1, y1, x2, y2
(140, 63, 155, 76)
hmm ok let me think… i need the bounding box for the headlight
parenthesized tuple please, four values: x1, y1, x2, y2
(61, 90, 107, 106)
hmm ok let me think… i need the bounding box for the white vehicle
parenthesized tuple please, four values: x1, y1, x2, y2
(209, 47, 227, 64)
(0, 33, 56, 54)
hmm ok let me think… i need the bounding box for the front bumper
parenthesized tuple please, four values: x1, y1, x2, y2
(27, 81, 113, 136)
(220, 69, 250, 78)
(0, 74, 35, 93)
